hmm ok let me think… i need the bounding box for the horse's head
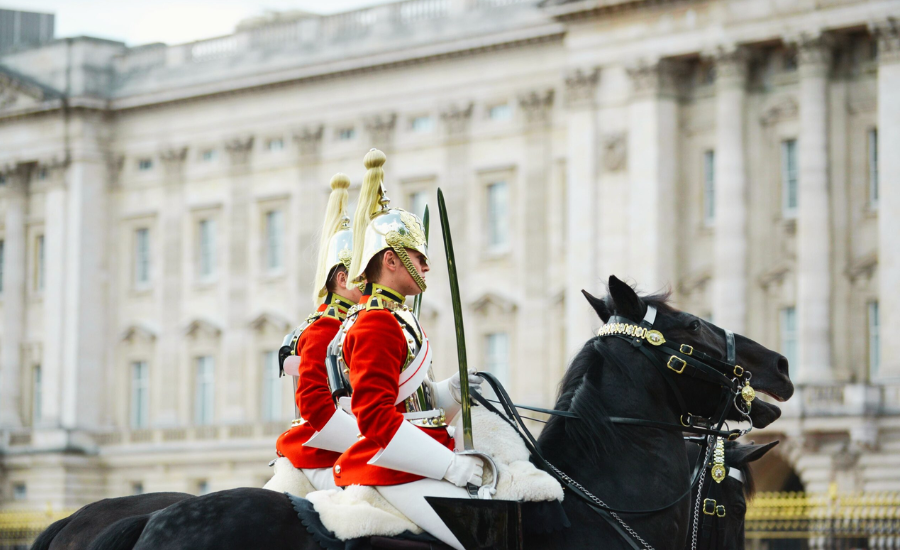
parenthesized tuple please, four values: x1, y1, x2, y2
(714, 440, 778, 550)
(583, 276, 794, 427)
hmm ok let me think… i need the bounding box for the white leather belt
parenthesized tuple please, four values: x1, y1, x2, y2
(395, 338, 433, 405)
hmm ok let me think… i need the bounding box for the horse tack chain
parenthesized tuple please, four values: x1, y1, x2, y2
(546, 462, 655, 550)
(690, 437, 714, 550)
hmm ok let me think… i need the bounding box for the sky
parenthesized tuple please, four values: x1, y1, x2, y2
(6, 0, 394, 46)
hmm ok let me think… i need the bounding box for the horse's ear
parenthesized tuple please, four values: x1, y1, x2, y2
(607, 276, 644, 322)
(581, 290, 611, 322)
(730, 440, 779, 466)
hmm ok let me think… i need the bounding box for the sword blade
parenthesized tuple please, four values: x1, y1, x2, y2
(412, 204, 429, 318)
(437, 189, 473, 451)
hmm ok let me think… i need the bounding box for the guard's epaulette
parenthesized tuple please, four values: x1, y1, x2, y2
(306, 310, 325, 324)
(366, 297, 403, 312)
(321, 306, 341, 320)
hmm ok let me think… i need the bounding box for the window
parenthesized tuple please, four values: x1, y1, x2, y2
(780, 307, 797, 374)
(0, 174, 6, 185)
(198, 219, 216, 280)
(0, 239, 5, 293)
(132, 482, 144, 495)
(131, 361, 149, 429)
(485, 333, 510, 388)
(488, 103, 512, 121)
(408, 190, 428, 219)
(201, 149, 217, 162)
(411, 115, 434, 133)
(703, 150, 715, 225)
(37, 167, 47, 180)
(265, 210, 284, 272)
(32, 365, 42, 425)
(13, 483, 26, 501)
(868, 128, 878, 207)
(869, 301, 880, 379)
(266, 138, 284, 151)
(337, 127, 356, 141)
(195, 356, 215, 425)
(262, 351, 282, 421)
(486, 181, 510, 252)
(134, 228, 151, 288)
(197, 480, 210, 495)
(138, 158, 153, 171)
(781, 139, 798, 217)
(35, 235, 45, 292)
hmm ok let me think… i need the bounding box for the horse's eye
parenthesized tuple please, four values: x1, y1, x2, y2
(688, 320, 702, 332)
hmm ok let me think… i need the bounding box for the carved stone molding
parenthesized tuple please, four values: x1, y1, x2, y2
(0, 162, 29, 191)
(0, 72, 47, 111)
(713, 46, 749, 88)
(159, 146, 189, 176)
(106, 153, 125, 188)
(36, 155, 69, 188)
(293, 124, 324, 158)
(626, 59, 681, 98)
(440, 102, 474, 137)
(760, 95, 799, 126)
(364, 113, 397, 149)
(224, 135, 255, 165)
(602, 132, 627, 172)
(872, 17, 900, 65)
(564, 67, 599, 109)
(794, 33, 835, 77)
(517, 89, 554, 126)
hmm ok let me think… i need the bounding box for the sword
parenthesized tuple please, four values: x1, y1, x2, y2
(412, 204, 429, 318)
(437, 189, 498, 500)
(437, 189, 473, 452)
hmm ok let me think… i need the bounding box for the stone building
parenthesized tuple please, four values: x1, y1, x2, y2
(0, 0, 897, 509)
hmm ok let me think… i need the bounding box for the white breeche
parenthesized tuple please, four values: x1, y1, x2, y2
(376, 479, 469, 550)
(301, 467, 339, 491)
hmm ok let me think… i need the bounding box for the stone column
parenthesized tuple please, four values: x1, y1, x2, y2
(0, 164, 27, 427)
(874, 19, 900, 380)
(796, 34, 833, 383)
(518, 89, 554, 403)
(293, 125, 324, 314)
(626, 60, 680, 292)
(38, 157, 69, 428)
(223, 135, 254, 422)
(712, 48, 749, 333)
(156, 146, 187, 425)
(564, 68, 600, 358)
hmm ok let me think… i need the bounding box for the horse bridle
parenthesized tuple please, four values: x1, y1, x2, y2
(694, 438, 745, 550)
(470, 305, 757, 549)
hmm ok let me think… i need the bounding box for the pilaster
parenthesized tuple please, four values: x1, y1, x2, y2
(0, 164, 28, 428)
(795, 33, 834, 383)
(563, 67, 599, 358)
(293, 125, 325, 313)
(712, 47, 750, 333)
(874, 18, 900, 380)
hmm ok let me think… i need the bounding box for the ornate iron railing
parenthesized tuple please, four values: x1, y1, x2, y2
(0, 507, 75, 549)
(746, 490, 900, 548)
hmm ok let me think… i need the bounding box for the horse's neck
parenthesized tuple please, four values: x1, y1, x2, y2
(538, 351, 692, 547)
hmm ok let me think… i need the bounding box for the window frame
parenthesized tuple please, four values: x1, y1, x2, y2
(781, 139, 798, 218)
(194, 356, 215, 425)
(868, 301, 880, 380)
(484, 332, 511, 390)
(868, 128, 878, 208)
(197, 218, 217, 282)
(261, 350, 283, 421)
(32, 365, 42, 425)
(485, 180, 511, 254)
(130, 360, 150, 429)
(779, 306, 797, 375)
(134, 227, 151, 290)
(264, 210, 285, 274)
(702, 149, 715, 226)
(34, 234, 45, 293)
(487, 103, 512, 122)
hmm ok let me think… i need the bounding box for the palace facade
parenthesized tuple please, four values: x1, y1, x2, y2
(0, 0, 898, 509)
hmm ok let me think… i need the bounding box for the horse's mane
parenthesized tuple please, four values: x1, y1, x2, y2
(724, 440, 757, 498)
(544, 289, 675, 461)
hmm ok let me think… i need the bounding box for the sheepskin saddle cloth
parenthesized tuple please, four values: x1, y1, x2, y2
(301, 407, 565, 541)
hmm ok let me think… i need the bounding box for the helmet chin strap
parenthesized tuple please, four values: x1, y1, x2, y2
(389, 242, 427, 292)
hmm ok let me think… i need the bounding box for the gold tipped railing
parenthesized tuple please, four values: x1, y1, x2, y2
(746, 490, 900, 543)
(0, 506, 75, 547)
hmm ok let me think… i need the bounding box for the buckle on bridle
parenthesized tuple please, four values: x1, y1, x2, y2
(716, 505, 726, 518)
(727, 431, 741, 441)
(679, 344, 693, 355)
(703, 499, 717, 515)
(680, 414, 694, 427)
(667, 356, 687, 374)
(733, 365, 744, 377)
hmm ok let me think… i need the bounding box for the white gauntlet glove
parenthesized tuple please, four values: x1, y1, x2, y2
(442, 453, 484, 487)
(449, 368, 485, 404)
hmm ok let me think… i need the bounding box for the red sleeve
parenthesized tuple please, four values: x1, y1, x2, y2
(345, 310, 408, 449)
(297, 317, 341, 430)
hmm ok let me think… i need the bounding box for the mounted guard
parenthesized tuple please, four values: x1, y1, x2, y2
(266, 173, 362, 493)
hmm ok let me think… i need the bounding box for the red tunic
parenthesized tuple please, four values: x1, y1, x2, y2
(333, 295, 453, 487)
(275, 303, 343, 469)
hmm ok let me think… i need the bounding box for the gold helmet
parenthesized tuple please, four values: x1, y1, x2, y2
(349, 149, 428, 290)
(312, 173, 353, 303)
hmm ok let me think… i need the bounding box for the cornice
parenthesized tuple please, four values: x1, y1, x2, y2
(109, 23, 565, 112)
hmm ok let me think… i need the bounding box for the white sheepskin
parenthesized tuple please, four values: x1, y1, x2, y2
(262, 457, 316, 498)
(306, 486, 423, 540)
(451, 407, 564, 503)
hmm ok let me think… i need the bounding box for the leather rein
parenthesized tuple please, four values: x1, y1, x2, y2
(471, 305, 755, 549)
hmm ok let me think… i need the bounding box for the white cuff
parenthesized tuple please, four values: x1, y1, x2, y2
(432, 378, 461, 421)
(303, 409, 360, 453)
(368, 420, 454, 480)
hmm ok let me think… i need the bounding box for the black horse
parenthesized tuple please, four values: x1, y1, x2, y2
(82, 276, 792, 550)
(683, 439, 778, 550)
